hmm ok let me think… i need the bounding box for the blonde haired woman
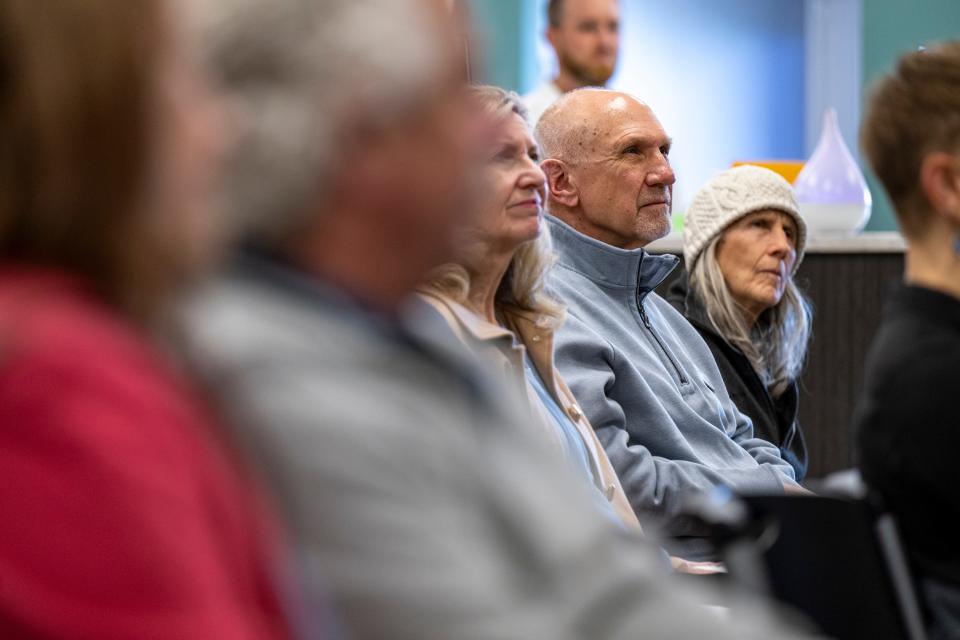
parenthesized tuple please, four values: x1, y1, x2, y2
(419, 85, 640, 530)
(667, 165, 813, 480)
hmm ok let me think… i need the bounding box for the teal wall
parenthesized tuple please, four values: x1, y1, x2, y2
(465, 0, 538, 92)
(861, 0, 960, 231)
(465, 0, 960, 232)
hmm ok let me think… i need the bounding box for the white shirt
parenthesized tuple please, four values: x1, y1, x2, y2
(521, 81, 562, 126)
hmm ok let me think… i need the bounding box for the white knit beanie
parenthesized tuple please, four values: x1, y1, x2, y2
(683, 165, 807, 273)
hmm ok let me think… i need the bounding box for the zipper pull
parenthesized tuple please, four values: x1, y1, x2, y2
(638, 300, 652, 329)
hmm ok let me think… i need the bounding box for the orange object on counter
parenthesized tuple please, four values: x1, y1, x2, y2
(732, 160, 805, 184)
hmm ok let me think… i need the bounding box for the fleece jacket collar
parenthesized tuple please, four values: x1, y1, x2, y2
(546, 215, 679, 302)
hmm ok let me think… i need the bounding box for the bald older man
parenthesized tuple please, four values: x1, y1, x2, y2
(537, 89, 802, 561)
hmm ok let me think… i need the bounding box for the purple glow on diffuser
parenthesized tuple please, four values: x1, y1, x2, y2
(794, 108, 872, 206)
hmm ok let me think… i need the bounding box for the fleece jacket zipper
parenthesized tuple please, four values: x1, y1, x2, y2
(635, 271, 688, 385)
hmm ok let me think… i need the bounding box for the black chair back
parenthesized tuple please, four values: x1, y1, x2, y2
(727, 495, 928, 640)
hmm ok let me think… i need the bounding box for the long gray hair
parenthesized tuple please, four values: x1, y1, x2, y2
(690, 236, 812, 397)
(422, 85, 564, 327)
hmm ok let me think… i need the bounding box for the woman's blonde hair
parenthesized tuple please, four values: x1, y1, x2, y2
(422, 85, 563, 326)
(690, 236, 812, 397)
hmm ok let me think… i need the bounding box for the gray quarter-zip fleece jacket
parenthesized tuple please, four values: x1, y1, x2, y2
(546, 215, 796, 560)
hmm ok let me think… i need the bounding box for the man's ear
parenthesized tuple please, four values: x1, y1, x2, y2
(541, 159, 579, 208)
(920, 151, 960, 225)
(546, 26, 560, 53)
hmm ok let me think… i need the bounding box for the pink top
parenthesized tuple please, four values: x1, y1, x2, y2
(0, 267, 296, 639)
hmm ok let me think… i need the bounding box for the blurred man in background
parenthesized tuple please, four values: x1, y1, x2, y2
(523, 0, 620, 124)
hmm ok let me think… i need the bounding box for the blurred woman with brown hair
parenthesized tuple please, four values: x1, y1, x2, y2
(0, 0, 295, 636)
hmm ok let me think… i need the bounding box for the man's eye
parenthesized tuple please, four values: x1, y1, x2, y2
(659, 145, 671, 157)
(624, 146, 640, 155)
(529, 151, 540, 162)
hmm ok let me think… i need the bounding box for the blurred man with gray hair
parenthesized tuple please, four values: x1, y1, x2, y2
(185, 0, 818, 638)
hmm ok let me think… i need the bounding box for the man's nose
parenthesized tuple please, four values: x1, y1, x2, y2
(599, 29, 618, 53)
(646, 154, 676, 187)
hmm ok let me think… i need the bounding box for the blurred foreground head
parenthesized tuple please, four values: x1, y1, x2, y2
(201, 0, 480, 309)
(861, 41, 960, 241)
(0, 0, 227, 320)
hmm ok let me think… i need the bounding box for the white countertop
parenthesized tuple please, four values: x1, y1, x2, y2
(646, 231, 906, 255)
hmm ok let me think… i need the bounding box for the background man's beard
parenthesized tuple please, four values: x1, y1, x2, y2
(558, 51, 615, 86)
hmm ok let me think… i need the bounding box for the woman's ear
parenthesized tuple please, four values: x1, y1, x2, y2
(541, 159, 579, 208)
(920, 151, 960, 225)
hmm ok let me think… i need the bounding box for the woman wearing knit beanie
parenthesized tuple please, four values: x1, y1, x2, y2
(665, 165, 813, 481)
